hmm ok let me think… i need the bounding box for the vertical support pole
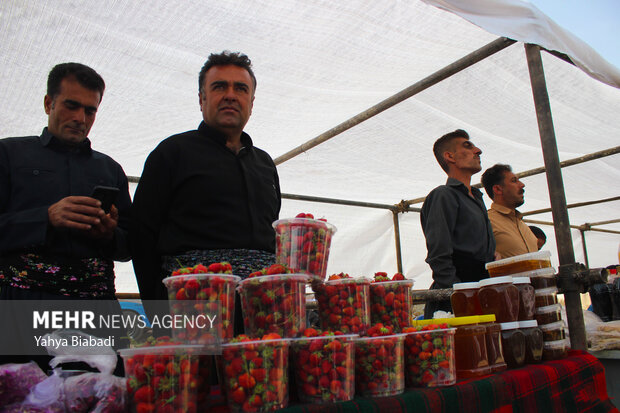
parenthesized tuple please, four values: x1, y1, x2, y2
(525, 44, 586, 350)
(392, 210, 404, 274)
(580, 229, 590, 269)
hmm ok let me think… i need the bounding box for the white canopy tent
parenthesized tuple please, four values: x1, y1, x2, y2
(1, 0, 619, 300)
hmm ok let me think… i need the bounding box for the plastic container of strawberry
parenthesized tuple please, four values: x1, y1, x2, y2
(403, 327, 456, 388)
(162, 273, 241, 342)
(119, 344, 211, 413)
(369, 280, 414, 333)
(290, 334, 357, 403)
(237, 274, 310, 338)
(218, 338, 291, 412)
(272, 218, 337, 281)
(354, 334, 406, 397)
(313, 277, 371, 335)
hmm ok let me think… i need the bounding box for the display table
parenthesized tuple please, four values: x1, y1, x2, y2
(208, 350, 617, 412)
(590, 350, 620, 409)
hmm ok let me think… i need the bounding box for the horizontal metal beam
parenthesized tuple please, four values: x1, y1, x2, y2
(522, 195, 620, 216)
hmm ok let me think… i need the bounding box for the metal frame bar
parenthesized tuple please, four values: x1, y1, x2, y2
(525, 43, 586, 350)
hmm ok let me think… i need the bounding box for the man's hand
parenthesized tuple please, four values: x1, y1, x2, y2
(87, 204, 119, 240)
(48, 196, 104, 230)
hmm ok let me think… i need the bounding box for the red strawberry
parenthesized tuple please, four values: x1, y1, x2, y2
(231, 386, 246, 404)
(133, 386, 155, 403)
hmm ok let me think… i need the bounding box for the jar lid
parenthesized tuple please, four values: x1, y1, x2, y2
(452, 281, 480, 290)
(512, 277, 531, 284)
(535, 303, 562, 314)
(538, 320, 566, 331)
(479, 314, 496, 323)
(534, 286, 559, 296)
(485, 250, 552, 270)
(479, 276, 513, 287)
(519, 320, 538, 328)
(543, 338, 570, 350)
(500, 321, 520, 330)
(511, 267, 556, 278)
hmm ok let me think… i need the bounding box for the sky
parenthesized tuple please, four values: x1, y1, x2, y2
(527, 0, 620, 69)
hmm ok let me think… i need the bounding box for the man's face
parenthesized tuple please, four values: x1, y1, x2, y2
(448, 137, 482, 174)
(199, 65, 254, 134)
(498, 171, 525, 208)
(44, 77, 101, 145)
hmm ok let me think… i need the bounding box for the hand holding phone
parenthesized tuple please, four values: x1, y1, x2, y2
(90, 185, 120, 214)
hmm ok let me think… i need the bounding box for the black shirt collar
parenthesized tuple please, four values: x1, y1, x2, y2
(39, 127, 93, 154)
(446, 177, 484, 200)
(198, 121, 253, 152)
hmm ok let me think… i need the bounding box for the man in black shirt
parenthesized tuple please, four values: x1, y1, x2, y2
(0, 63, 131, 299)
(420, 129, 495, 319)
(0, 63, 131, 370)
(131, 51, 281, 330)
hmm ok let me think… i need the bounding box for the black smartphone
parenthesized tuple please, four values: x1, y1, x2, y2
(90, 185, 119, 214)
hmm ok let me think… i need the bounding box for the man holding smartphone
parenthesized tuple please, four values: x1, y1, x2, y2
(0, 62, 131, 301)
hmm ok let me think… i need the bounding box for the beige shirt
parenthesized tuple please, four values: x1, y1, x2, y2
(488, 202, 539, 259)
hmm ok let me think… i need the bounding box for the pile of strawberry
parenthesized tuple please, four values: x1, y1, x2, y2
(273, 213, 334, 280)
(354, 323, 405, 397)
(369, 272, 413, 333)
(124, 336, 211, 413)
(291, 328, 355, 404)
(218, 333, 289, 412)
(313, 273, 370, 335)
(247, 263, 291, 278)
(164, 262, 239, 341)
(238, 265, 308, 338)
(402, 324, 456, 388)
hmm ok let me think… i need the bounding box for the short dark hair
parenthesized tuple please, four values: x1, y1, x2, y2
(481, 163, 512, 199)
(529, 225, 546, 241)
(198, 51, 256, 94)
(433, 129, 469, 172)
(47, 63, 105, 100)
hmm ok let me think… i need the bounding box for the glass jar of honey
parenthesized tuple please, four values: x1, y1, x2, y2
(478, 276, 519, 323)
(447, 316, 491, 379)
(534, 286, 559, 308)
(519, 320, 543, 364)
(543, 338, 570, 361)
(535, 304, 563, 326)
(538, 320, 566, 342)
(451, 282, 482, 317)
(500, 322, 526, 369)
(485, 251, 552, 277)
(524, 267, 557, 289)
(479, 314, 506, 373)
(513, 277, 535, 321)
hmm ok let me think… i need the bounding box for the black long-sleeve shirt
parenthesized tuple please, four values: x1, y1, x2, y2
(0, 128, 131, 260)
(420, 177, 495, 288)
(130, 122, 281, 302)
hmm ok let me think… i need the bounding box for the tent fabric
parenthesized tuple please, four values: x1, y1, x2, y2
(0, 0, 618, 294)
(422, 0, 620, 88)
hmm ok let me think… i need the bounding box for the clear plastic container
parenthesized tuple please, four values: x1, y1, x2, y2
(237, 274, 310, 338)
(217, 338, 291, 412)
(313, 277, 370, 334)
(519, 320, 543, 364)
(534, 286, 559, 308)
(542, 338, 570, 361)
(538, 320, 566, 342)
(450, 281, 482, 317)
(500, 322, 526, 369)
(354, 334, 406, 396)
(513, 277, 535, 321)
(523, 267, 557, 289)
(478, 276, 520, 323)
(403, 328, 456, 387)
(369, 279, 414, 333)
(486, 251, 552, 277)
(119, 344, 212, 413)
(273, 218, 337, 281)
(535, 304, 563, 326)
(162, 273, 241, 342)
(448, 316, 491, 379)
(291, 334, 357, 403)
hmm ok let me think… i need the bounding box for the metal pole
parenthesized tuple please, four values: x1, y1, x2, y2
(392, 211, 403, 273)
(522, 195, 620, 217)
(525, 43, 586, 350)
(580, 230, 590, 269)
(274, 37, 516, 165)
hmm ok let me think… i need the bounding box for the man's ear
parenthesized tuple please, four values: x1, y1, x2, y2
(44, 94, 53, 114)
(493, 184, 503, 197)
(443, 150, 455, 165)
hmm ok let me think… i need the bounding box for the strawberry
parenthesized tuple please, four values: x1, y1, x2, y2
(355, 334, 405, 396)
(230, 386, 246, 404)
(403, 325, 455, 387)
(369, 274, 413, 332)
